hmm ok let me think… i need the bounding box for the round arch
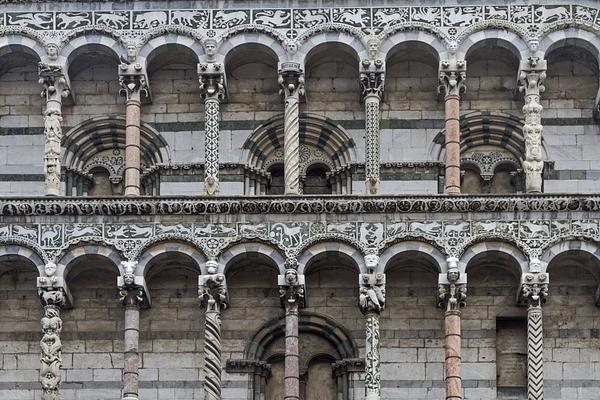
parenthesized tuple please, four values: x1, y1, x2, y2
(219, 31, 286, 64)
(0, 243, 45, 276)
(459, 241, 528, 275)
(540, 28, 600, 60)
(56, 244, 124, 279)
(137, 241, 207, 277)
(245, 311, 358, 361)
(379, 240, 446, 274)
(60, 34, 125, 69)
(541, 240, 600, 274)
(297, 241, 365, 275)
(458, 29, 528, 61)
(139, 34, 204, 70)
(218, 242, 285, 275)
(0, 34, 45, 61)
(380, 30, 445, 62)
(297, 32, 367, 64)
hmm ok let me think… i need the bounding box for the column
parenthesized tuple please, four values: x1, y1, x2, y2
(117, 261, 149, 400)
(518, 56, 547, 193)
(438, 60, 466, 195)
(359, 254, 385, 400)
(278, 261, 305, 400)
(360, 56, 385, 195)
(438, 258, 467, 400)
(198, 62, 226, 195)
(278, 63, 305, 195)
(199, 260, 229, 400)
(520, 272, 549, 400)
(39, 50, 70, 196)
(119, 46, 149, 197)
(37, 264, 66, 400)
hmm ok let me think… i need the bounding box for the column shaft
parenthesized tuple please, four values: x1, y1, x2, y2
(122, 301, 140, 399)
(284, 301, 300, 400)
(283, 91, 300, 195)
(365, 311, 381, 400)
(444, 94, 461, 195)
(527, 304, 544, 400)
(203, 302, 223, 400)
(444, 309, 462, 400)
(40, 303, 63, 400)
(124, 97, 141, 196)
(364, 94, 381, 195)
(204, 97, 220, 195)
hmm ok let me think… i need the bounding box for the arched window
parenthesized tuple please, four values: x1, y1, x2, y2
(243, 114, 355, 195)
(62, 117, 170, 196)
(266, 163, 284, 195)
(303, 163, 332, 195)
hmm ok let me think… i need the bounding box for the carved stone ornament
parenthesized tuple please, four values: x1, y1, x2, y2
(117, 261, 149, 307)
(38, 287, 65, 400)
(438, 59, 466, 97)
(118, 57, 149, 101)
(359, 272, 386, 314)
(438, 258, 467, 311)
(278, 266, 305, 307)
(198, 273, 229, 311)
(519, 272, 549, 308)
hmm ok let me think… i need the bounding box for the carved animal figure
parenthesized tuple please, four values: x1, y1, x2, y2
(8, 13, 52, 29)
(534, 6, 570, 23)
(0, 225, 9, 236)
(574, 6, 595, 21)
(270, 223, 303, 246)
(41, 226, 61, 247)
(477, 221, 497, 232)
(444, 223, 469, 236)
(158, 224, 192, 236)
(521, 222, 549, 237)
(486, 6, 508, 19)
(171, 10, 203, 26)
(254, 10, 290, 27)
(574, 221, 598, 234)
(214, 10, 247, 26)
(68, 225, 100, 238)
(411, 7, 440, 23)
(129, 225, 153, 238)
(13, 225, 37, 238)
(329, 223, 355, 236)
(95, 13, 129, 28)
(56, 13, 89, 29)
(106, 225, 129, 238)
(240, 224, 267, 236)
(298, 10, 328, 26)
(386, 222, 406, 236)
(374, 9, 407, 26)
(410, 221, 440, 235)
(337, 8, 367, 26)
(444, 7, 480, 26)
(135, 11, 167, 29)
(511, 7, 530, 22)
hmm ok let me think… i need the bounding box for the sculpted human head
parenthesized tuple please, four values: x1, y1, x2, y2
(204, 38, 217, 61)
(285, 268, 298, 285)
(45, 43, 59, 61)
(44, 262, 57, 277)
(126, 44, 137, 63)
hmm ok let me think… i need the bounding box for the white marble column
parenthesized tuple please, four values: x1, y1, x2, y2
(278, 63, 305, 195)
(518, 54, 547, 194)
(199, 260, 229, 400)
(359, 254, 385, 400)
(520, 271, 549, 400)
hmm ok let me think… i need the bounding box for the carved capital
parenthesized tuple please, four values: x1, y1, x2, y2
(198, 62, 227, 101)
(331, 358, 365, 377)
(198, 273, 229, 311)
(438, 260, 467, 310)
(38, 287, 66, 309)
(360, 58, 385, 100)
(519, 273, 549, 307)
(118, 62, 149, 101)
(278, 267, 305, 307)
(438, 59, 466, 97)
(278, 62, 305, 98)
(117, 261, 150, 307)
(359, 272, 385, 314)
(38, 63, 70, 102)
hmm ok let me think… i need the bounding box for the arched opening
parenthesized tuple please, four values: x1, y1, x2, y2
(87, 166, 117, 196)
(305, 42, 360, 115)
(303, 163, 332, 195)
(464, 250, 524, 398)
(461, 164, 483, 194)
(266, 163, 285, 195)
(464, 39, 521, 116)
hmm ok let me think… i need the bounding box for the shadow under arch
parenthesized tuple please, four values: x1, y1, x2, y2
(297, 241, 365, 275)
(218, 241, 285, 276)
(460, 240, 528, 276)
(137, 240, 207, 278)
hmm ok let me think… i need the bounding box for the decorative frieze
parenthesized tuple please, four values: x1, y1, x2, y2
(38, 284, 65, 400)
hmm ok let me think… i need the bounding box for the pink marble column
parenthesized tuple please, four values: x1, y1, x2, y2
(122, 293, 141, 400)
(124, 97, 141, 197)
(444, 94, 461, 195)
(284, 301, 300, 400)
(444, 309, 462, 400)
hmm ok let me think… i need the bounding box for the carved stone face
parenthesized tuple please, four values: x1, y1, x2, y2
(44, 262, 57, 277)
(206, 259, 218, 274)
(46, 43, 58, 61)
(205, 39, 217, 59)
(528, 39, 539, 52)
(285, 269, 298, 285)
(367, 38, 378, 58)
(285, 40, 298, 55)
(447, 40, 458, 53)
(447, 269, 460, 282)
(364, 254, 379, 271)
(126, 45, 137, 62)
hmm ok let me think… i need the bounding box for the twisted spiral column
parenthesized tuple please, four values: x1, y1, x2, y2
(283, 92, 300, 195)
(204, 300, 223, 400)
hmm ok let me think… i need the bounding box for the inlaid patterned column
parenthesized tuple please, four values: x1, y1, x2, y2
(438, 258, 467, 400)
(39, 44, 70, 196)
(520, 272, 549, 400)
(278, 260, 305, 400)
(359, 254, 385, 400)
(518, 56, 547, 193)
(360, 55, 385, 195)
(37, 262, 67, 400)
(438, 60, 466, 195)
(278, 63, 305, 195)
(198, 44, 227, 196)
(117, 261, 149, 400)
(119, 46, 149, 197)
(199, 260, 229, 400)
